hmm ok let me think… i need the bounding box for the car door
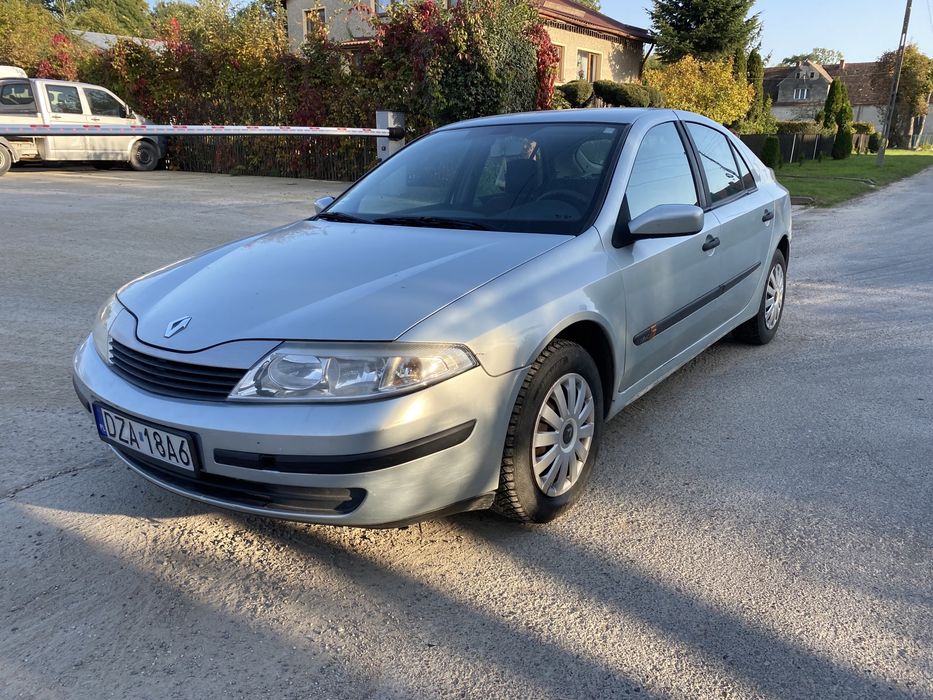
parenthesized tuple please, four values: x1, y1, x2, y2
(41, 82, 88, 159)
(682, 122, 775, 327)
(612, 120, 728, 389)
(81, 86, 133, 160)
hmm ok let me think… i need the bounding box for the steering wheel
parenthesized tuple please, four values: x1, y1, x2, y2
(535, 189, 590, 209)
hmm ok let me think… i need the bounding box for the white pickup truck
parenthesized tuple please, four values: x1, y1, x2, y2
(0, 66, 164, 176)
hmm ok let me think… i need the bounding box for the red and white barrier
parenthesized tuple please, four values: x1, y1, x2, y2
(0, 123, 404, 138)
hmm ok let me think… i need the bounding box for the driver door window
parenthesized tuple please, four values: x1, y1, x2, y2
(625, 122, 698, 220)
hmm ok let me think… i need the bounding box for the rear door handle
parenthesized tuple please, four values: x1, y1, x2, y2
(702, 235, 720, 252)
(762, 209, 774, 222)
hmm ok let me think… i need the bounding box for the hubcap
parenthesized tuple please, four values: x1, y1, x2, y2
(532, 373, 595, 498)
(764, 262, 785, 330)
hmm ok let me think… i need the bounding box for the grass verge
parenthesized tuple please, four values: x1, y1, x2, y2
(775, 149, 933, 207)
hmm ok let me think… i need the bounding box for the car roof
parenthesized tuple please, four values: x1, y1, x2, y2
(436, 107, 657, 131)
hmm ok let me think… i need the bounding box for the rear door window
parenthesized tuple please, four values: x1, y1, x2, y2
(732, 145, 756, 190)
(686, 123, 745, 204)
(46, 85, 84, 114)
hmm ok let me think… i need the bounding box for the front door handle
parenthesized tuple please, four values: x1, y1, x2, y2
(762, 209, 774, 222)
(702, 235, 721, 252)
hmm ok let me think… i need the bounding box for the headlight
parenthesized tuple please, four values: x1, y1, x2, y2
(229, 342, 478, 402)
(92, 294, 124, 364)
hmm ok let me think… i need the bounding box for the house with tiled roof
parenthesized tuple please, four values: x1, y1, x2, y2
(281, 0, 650, 84)
(764, 59, 892, 131)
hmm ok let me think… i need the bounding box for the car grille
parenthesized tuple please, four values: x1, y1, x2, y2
(109, 339, 247, 401)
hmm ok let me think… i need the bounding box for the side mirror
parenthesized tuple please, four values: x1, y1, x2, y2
(614, 204, 704, 247)
(313, 196, 335, 215)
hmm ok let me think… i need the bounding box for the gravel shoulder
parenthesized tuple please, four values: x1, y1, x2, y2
(1, 166, 931, 699)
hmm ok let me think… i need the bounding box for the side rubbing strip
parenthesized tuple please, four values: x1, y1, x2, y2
(633, 262, 761, 346)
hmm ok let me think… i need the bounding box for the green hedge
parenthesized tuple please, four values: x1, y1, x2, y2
(832, 125, 853, 160)
(775, 121, 835, 136)
(556, 80, 593, 107)
(868, 132, 882, 153)
(852, 121, 876, 135)
(593, 80, 647, 107)
(761, 136, 782, 169)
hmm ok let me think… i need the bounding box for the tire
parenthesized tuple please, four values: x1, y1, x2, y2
(129, 140, 159, 171)
(493, 339, 604, 523)
(0, 147, 11, 176)
(734, 248, 786, 345)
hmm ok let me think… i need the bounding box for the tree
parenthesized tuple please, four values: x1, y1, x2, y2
(0, 0, 60, 73)
(645, 55, 753, 123)
(151, 0, 200, 32)
(821, 79, 852, 129)
(746, 49, 765, 121)
(874, 44, 933, 148)
(781, 48, 844, 66)
(648, 0, 761, 64)
(569, 0, 600, 10)
(71, 0, 154, 36)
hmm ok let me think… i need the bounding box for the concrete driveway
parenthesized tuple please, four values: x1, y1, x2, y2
(1, 165, 931, 699)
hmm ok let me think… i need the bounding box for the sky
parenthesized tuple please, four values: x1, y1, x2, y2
(601, 0, 933, 65)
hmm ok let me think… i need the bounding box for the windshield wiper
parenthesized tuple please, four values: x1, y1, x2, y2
(373, 216, 491, 231)
(316, 211, 374, 224)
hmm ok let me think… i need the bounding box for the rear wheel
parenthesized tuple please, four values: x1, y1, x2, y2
(129, 141, 159, 171)
(493, 339, 604, 523)
(0, 147, 11, 176)
(734, 248, 786, 345)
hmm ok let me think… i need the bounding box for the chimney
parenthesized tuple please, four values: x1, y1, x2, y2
(840, 59, 846, 70)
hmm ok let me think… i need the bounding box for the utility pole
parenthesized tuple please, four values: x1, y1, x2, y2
(877, 0, 912, 165)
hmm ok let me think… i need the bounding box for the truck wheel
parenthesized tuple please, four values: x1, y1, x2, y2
(0, 147, 11, 176)
(129, 141, 159, 171)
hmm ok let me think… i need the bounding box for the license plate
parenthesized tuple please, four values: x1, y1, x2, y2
(93, 404, 197, 472)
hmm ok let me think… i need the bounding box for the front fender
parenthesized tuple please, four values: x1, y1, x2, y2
(400, 228, 625, 381)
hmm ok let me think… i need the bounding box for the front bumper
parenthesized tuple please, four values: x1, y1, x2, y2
(73, 336, 523, 526)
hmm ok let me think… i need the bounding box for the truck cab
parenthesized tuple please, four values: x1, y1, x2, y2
(0, 66, 164, 175)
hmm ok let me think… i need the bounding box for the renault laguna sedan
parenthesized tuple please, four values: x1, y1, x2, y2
(73, 108, 790, 527)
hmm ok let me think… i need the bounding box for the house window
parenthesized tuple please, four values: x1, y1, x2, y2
(793, 87, 810, 100)
(577, 50, 600, 82)
(373, 0, 391, 14)
(809, 72, 815, 78)
(553, 45, 565, 83)
(304, 8, 325, 35)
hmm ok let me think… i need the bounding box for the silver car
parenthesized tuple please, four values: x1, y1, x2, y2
(73, 108, 790, 527)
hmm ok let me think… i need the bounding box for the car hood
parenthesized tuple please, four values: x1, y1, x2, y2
(118, 219, 569, 352)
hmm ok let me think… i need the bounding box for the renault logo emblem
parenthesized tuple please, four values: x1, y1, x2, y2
(164, 316, 192, 338)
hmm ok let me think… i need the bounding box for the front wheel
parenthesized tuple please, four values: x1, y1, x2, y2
(129, 141, 159, 171)
(493, 339, 604, 523)
(734, 248, 786, 345)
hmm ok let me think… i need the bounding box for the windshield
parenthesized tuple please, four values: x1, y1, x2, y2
(325, 122, 626, 235)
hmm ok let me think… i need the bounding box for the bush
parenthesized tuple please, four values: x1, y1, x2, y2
(556, 79, 593, 107)
(643, 85, 665, 107)
(852, 121, 876, 135)
(645, 56, 753, 124)
(867, 131, 882, 153)
(832, 125, 853, 160)
(775, 121, 834, 136)
(761, 136, 782, 169)
(592, 80, 650, 107)
(550, 88, 571, 110)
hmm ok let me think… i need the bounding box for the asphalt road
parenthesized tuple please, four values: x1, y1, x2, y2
(1, 164, 931, 699)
